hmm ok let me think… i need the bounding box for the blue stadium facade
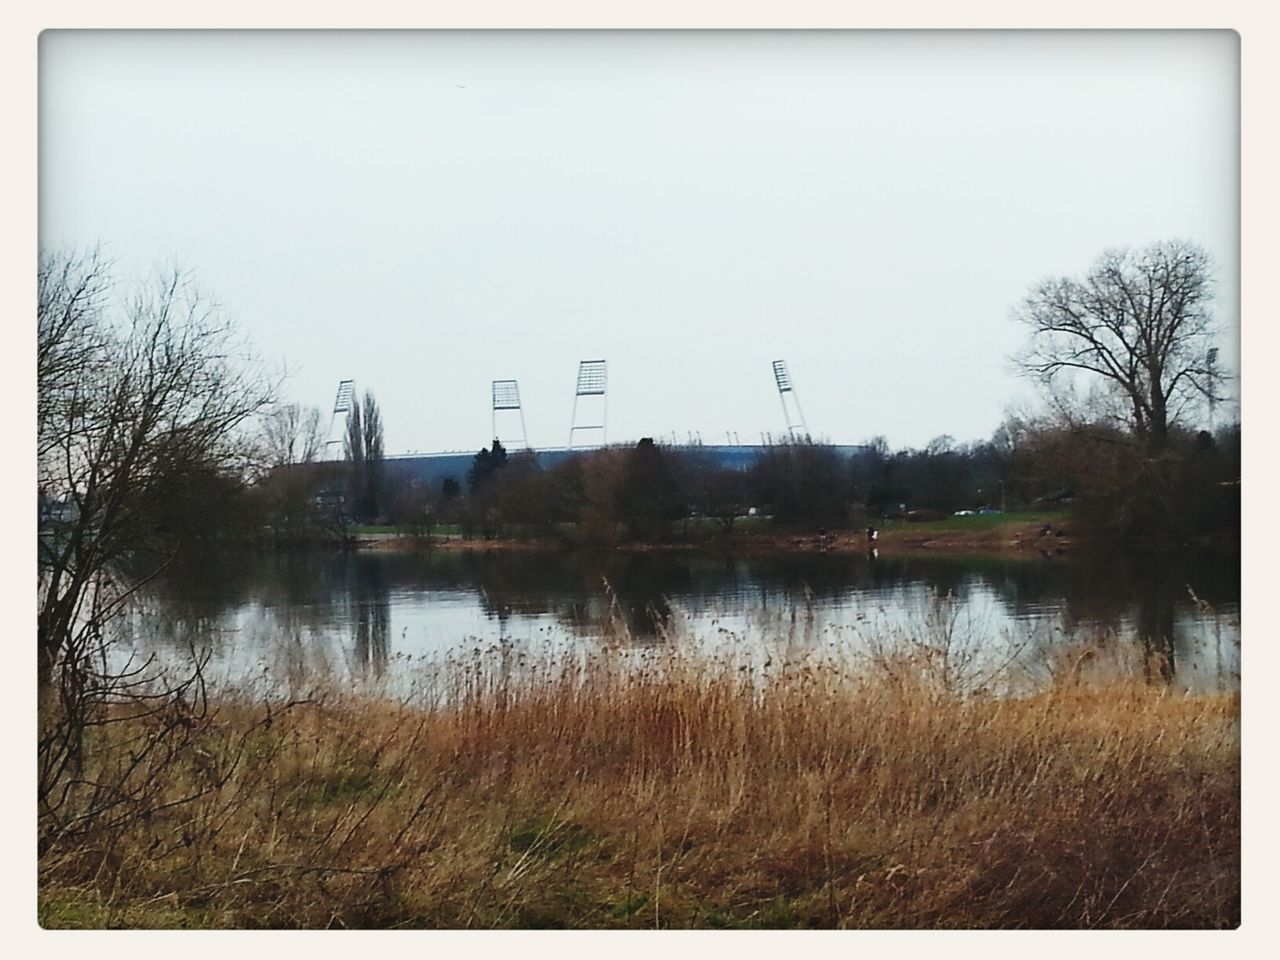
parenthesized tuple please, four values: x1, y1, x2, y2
(382, 444, 871, 489)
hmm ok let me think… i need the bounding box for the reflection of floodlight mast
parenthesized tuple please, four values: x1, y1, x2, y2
(325, 379, 355, 459)
(491, 379, 529, 449)
(569, 359, 607, 448)
(771, 360, 808, 439)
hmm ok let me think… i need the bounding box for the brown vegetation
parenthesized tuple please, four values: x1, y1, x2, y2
(39, 640, 1239, 929)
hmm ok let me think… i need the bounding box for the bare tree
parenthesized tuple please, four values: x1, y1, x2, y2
(38, 256, 273, 666)
(261, 402, 323, 470)
(697, 467, 748, 533)
(257, 402, 326, 541)
(1014, 240, 1225, 452)
(38, 248, 112, 461)
(37, 251, 274, 831)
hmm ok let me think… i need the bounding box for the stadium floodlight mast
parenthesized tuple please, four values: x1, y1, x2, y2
(568, 359, 608, 449)
(324, 379, 356, 459)
(491, 379, 529, 449)
(771, 360, 809, 440)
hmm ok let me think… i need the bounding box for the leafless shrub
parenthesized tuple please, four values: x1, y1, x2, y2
(37, 249, 275, 852)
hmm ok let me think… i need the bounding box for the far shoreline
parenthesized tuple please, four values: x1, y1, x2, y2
(345, 515, 1238, 560)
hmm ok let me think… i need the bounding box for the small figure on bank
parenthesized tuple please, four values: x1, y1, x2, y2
(1039, 523, 1053, 537)
(866, 525, 878, 542)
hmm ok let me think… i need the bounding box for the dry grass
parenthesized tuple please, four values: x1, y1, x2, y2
(38, 637, 1239, 929)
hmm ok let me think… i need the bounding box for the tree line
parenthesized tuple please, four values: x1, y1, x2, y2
(383, 419, 1237, 545)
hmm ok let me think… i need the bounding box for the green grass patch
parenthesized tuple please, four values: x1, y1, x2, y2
(294, 769, 400, 808)
(40, 894, 223, 930)
(880, 509, 1071, 535)
(504, 885, 606, 929)
(608, 891, 652, 920)
(707, 896, 810, 929)
(39, 896, 111, 929)
(508, 817, 596, 861)
(350, 523, 464, 537)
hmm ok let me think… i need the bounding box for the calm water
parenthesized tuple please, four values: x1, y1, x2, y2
(114, 544, 1240, 697)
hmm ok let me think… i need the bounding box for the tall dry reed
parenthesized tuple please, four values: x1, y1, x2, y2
(39, 629, 1239, 929)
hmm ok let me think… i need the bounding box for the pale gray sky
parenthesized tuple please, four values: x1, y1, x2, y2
(39, 30, 1239, 454)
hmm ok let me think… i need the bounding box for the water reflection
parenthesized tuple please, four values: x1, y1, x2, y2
(120, 544, 1240, 694)
(350, 556, 391, 676)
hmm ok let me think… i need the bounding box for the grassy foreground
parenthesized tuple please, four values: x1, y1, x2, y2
(39, 644, 1239, 929)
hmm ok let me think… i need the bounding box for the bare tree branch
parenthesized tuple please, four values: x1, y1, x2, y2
(1013, 240, 1225, 452)
(37, 250, 277, 839)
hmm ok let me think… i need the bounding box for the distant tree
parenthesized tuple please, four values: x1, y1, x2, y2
(616, 438, 683, 540)
(388, 479, 435, 538)
(262, 402, 323, 469)
(999, 409, 1239, 536)
(849, 437, 894, 516)
(441, 477, 461, 500)
(467, 448, 490, 494)
(749, 440, 847, 527)
(258, 402, 326, 541)
(543, 454, 591, 534)
(697, 467, 749, 533)
(463, 439, 510, 537)
(361, 390, 384, 521)
(344, 393, 365, 519)
(577, 448, 627, 546)
(1015, 240, 1226, 453)
(339, 390, 385, 523)
(913, 436, 971, 512)
(467, 439, 508, 493)
(487, 450, 547, 536)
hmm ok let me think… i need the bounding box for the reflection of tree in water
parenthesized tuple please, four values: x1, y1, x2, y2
(1126, 553, 1193, 685)
(129, 542, 1237, 685)
(464, 552, 575, 620)
(121, 548, 258, 642)
(596, 555, 685, 640)
(451, 551, 689, 640)
(1036, 546, 1234, 685)
(349, 555, 391, 675)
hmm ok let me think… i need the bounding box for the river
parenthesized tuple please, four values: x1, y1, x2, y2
(111, 543, 1240, 699)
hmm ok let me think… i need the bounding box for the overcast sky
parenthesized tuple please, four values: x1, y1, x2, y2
(39, 30, 1239, 455)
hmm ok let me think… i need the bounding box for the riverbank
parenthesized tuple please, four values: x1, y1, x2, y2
(39, 644, 1238, 929)
(352, 511, 1083, 557)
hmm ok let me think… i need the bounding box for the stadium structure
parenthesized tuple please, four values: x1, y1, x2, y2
(379, 442, 869, 490)
(331, 358, 869, 490)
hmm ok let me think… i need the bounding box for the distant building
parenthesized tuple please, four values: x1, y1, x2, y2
(381, 443, 872, 488)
